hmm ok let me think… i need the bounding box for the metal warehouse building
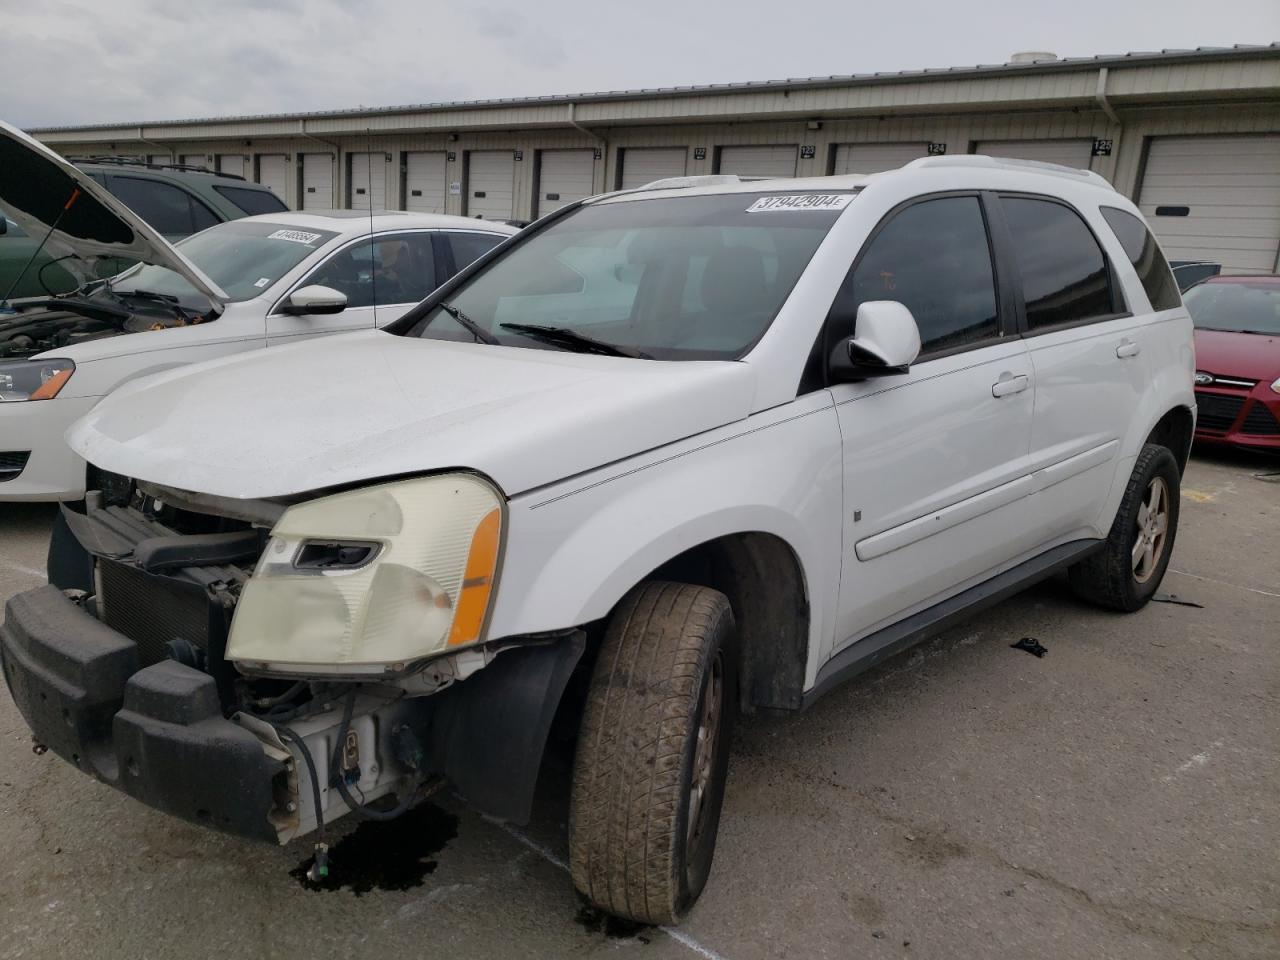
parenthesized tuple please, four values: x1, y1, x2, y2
(29, 44, 1280, 273)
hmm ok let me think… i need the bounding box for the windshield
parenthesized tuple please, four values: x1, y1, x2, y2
(403, 192, 853, 360)
(1184, 281, 1280, 335)
(112, 220, 338, 303)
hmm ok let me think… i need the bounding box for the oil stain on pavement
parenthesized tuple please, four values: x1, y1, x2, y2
(291, 802, 459, 896)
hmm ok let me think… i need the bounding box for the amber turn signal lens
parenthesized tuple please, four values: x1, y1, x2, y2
(29, 366, 74, 401)
(447, 507, 502, 647)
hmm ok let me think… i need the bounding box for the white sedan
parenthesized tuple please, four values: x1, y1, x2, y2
(0, 122, 516, 500)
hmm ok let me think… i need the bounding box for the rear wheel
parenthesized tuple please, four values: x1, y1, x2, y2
(1070, 443, 1180, 612)
(569, 581, 736, 925)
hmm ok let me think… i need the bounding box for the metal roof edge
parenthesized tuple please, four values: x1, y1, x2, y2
(26, 43, 1280, 135)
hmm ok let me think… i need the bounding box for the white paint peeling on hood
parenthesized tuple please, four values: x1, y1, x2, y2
(67, 331, 758, 500)
(0, 120, 227, 302)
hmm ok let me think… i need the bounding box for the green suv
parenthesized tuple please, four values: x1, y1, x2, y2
(0, 157, 287, 300)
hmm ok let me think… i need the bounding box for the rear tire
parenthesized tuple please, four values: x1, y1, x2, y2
(1070, 443, 1180, 612)
(569, 581, 736, 925)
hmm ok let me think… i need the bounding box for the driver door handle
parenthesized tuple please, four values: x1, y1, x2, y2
(991, 373, 1029, 398)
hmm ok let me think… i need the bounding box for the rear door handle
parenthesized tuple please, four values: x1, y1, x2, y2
(991, 373, 1029, 398)
(1116, 339, 1141, 359)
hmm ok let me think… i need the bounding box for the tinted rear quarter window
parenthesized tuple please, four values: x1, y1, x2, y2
(447, 232, 506, 276)
(1100, 206, 1181, 311)
(214, 184, 290, 217)
(189, 197, 220, 232)
(106, 176, 198, 236)
(1002, 196, 1115, 330)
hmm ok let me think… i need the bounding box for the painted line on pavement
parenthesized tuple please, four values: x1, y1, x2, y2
(494, 820, 732, 960)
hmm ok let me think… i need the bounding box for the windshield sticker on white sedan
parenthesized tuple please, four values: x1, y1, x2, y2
(267, 229, 324, 245)
(746, 194, 855, 213)
(254, 277, 272, 288)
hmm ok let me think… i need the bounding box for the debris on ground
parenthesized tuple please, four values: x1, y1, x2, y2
(1010, 637, 1047, 658)
(1153, 593, 1204, 608)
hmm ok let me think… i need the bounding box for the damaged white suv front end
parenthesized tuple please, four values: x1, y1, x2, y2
(7, 473, 584, 864)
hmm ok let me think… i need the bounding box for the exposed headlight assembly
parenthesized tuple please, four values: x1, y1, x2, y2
(227, 474, 504, 677)
(1270, 377, 1280, 395)
(0, 358, 75, 402)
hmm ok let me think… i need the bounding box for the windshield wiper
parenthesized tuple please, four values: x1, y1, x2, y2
(499, 323, 652, 359)
(439, 302, 499, 345)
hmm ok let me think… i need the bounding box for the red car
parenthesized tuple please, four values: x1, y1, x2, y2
(1183, 275, 1280, 452)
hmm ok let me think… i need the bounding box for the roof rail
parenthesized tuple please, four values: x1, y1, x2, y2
(71, 155, 247, 180)
(904, 154, 1113, 188)
(636, 174, 747, 191)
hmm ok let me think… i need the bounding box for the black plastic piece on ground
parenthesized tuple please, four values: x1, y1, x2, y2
(1011, 637, 1048, 657)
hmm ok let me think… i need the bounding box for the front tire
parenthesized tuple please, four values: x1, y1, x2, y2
(1070, 443, 1181, 612)
(569, 581, 736, 925)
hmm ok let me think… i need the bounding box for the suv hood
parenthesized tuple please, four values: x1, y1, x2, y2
(1194, 328, 1280, 382)
(0, 121, 227, 302)
(67, 332, 757, 500)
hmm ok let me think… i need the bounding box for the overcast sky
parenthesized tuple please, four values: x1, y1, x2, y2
(4, 0, 1277, 128)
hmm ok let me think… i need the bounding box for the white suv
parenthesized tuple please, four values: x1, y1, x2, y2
(0, 158, 1194, 924)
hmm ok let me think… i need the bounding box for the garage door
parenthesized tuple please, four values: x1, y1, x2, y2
(349, 152, 388, 210)
(975, 139, 1093, 169)
(218, 155, 248, 178)
(537, 150, 595, 217)
(718, 145, 797, 179)
(832, 143, 930, 175)
(302, 154, 334, 209)
(467, 151, 516, 220)
(620, 147, 688, 189)
(179, 154, 209, 170)
(404, 152, 447, 214)
(1138, 135, 1280, 274)
(257, 155, 289, 202)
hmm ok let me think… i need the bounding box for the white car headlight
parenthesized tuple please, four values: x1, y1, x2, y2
(227, 473, 504, 677)
(1271, 377, 1280, 395)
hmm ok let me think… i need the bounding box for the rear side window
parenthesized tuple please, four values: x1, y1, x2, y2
(446, 232, 506, 276)
(1100, 207, 1181, 311)
(1001, 197, 1115, 330)
(106, 176, 216, 237)
(832, 195, 1000, 355)
(214, 184, 290, 217)
(189, 198, 220, 232)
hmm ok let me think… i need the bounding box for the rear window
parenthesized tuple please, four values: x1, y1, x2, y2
(214, 184, 290, 217)
(404, 192, 853, 360)
(1100, 207, 1181, 312)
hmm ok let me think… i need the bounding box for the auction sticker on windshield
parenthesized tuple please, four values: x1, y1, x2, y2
(267, 229, 324, 245)
(746, 194, 855, 213)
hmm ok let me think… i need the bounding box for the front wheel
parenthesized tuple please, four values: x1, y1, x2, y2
(1070, 443, 1181, 612)
(569, 581, 737, 925)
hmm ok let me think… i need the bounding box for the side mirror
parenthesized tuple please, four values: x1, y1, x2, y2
(828, 301, 921, 382)
(282, 284, 347, 315)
